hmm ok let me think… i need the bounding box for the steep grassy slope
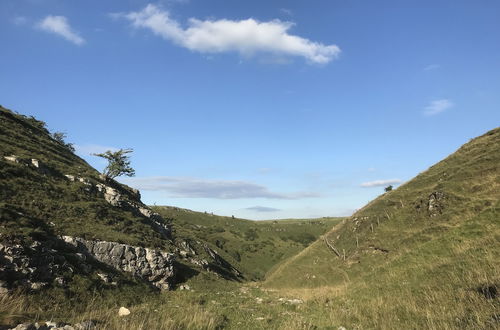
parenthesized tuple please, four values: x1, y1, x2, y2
(264, 127, 500, 328)
(154, 206, 342, 279)
(0, 107, 173, 249)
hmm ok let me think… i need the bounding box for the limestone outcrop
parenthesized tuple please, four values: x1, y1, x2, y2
(62, 236, 175, 290)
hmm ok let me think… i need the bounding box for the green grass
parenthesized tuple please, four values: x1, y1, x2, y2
(0, 105, 341, 292)
(1, 105, 498, 329)
(262, 127, 500, 328)
(153, 206, 342, 280)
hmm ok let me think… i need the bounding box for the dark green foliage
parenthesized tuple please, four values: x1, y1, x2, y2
(93, 149, 135, 179)
(384, 185, 393, 192)
(52, 132, 75, 153)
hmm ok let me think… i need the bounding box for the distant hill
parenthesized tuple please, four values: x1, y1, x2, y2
(153, 206, 342, 280)
(0, 105, 338, 301)
(264, 127, 499, 328)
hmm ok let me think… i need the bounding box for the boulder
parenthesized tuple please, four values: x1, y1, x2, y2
(118, 307, 130, 316)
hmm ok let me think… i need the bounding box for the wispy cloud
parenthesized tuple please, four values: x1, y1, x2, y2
(423, 99, 454, 116)
(360, 179, 402, 188)
(37, 15, 85, 45)
(13, 16, 28, 26)
(120, 176, 320, 199)
(74, 144, 119, 156)
(245, 206, 281, 212)
(424, 64, 440, 71)
(115, 4, 340, 64)
(280, 8, 293, 16)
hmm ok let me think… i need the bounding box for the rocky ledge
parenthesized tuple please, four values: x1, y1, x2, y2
(62, 236, 175, 290)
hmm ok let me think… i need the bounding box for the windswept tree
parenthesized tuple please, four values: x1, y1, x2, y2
(94, 148, 135, 179)
(384, 185, 393, 192)
(52, 131, 75, 152)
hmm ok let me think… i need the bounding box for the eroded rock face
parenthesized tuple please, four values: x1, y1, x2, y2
(62, 236, 175, 290)
(0, 241, 76, 291)
(414, 191, 446, 217)
(427, 191, 445, 216)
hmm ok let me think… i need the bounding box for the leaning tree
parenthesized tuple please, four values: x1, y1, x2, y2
(93, 148, 135, 179)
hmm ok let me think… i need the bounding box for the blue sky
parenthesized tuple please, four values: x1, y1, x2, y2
(1, 0, 499, 219)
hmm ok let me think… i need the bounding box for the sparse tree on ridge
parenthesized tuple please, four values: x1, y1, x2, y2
(93, 148, 135, 179)
(384, 185, 393, 192)
(52, 131, 75, 152)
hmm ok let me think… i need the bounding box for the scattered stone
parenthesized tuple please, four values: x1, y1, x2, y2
(4, 155, 18, 163)
(44, 322, 59, 328)
(30, 282, 48, 290)
(64, 174, 76, 181)
(278, 298, 303, 305)
(288, 299, 303, 304)
(255, 298, 263, 304)
(30, 159, 41, 168)
(179, 284, 190, 291)
(255, 317, 265, 321)
(55, 277, 66, 286)
(10, 323, 36, 330)
(118, 307, 131, 316)
(97, 273, 111, 283)
(74, 320, 96, 329)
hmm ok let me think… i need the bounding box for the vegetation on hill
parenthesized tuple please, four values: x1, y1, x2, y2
(153, 206, 342, 280)
(264, 127, 500, 328)
(0, 106, 170, 249)
(1, 106, 343, 328)
(1, 105, 498, 329)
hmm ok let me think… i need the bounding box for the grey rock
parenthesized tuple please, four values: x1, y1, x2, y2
(64, 174, 76, 181)
(55, 277, 66, 286)
(4, 155, 19, 163)
(63, 236, 175, 290)
(10, 323, 36, 330)
(74, 320, 96, 330)
(97, 273, 111, 283)
(30, 282, 48, 290)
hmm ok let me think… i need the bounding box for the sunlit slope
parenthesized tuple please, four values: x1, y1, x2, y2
(265, 127, 500, 289)
(153, 206, 343, 279)
(0, 106, 172, 248)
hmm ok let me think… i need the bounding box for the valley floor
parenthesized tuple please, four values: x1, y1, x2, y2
(2, 252, 498, 330)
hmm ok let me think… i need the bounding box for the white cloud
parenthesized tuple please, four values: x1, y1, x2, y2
(424, 64, 440, 71)
(117, 4, 340, 64)
(360, 179, 402, 188)
(120, 176, 320, 199)
(423, 99, 454, 116)
(37, 15, 85, 45)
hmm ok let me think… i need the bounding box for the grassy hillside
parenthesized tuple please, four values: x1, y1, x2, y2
(263, 127, 500, 328)
(2, 104, 498, 329)
(153, 206, 342, 279)
(0, 104, 340, 285)
(0, 106, 173, 249)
